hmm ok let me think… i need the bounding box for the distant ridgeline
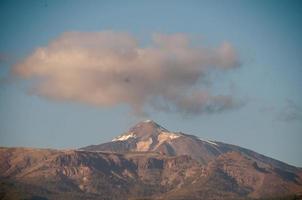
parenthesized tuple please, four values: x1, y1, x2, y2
(1, 120, 302, 200)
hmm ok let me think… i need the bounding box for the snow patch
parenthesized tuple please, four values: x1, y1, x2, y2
(136, 138, 153, 151)
(205, 140, 219, 146)
(112, 132, 136, 141)
(158, 132, 181, 143)
(198, 138, 219, 146)
(206, 140, 218, 146)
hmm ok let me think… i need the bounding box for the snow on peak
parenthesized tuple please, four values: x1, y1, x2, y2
(136, 138, 153, 151)
(112, 132, 136, 141)
(198, 138, 219, 146)
(132, 120, 168, 132)
(158, 132, 181, 143)
(206, 140, 218, 146)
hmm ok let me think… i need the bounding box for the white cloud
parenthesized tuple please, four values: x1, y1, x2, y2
(13, 31, 241, 115)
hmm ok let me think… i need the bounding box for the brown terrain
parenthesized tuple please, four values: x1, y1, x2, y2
(1, 120, 302, 200)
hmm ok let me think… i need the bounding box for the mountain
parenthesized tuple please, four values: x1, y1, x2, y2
(1, 120, 302, 200)
(82, 120, 298, 171)
(83, 120, 222, 164)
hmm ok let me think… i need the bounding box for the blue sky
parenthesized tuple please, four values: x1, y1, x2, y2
(0, 0, 302, 167)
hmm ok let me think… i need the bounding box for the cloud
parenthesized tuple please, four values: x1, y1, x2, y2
(277, 100, 302, 122)
(12, 31, 241, 116)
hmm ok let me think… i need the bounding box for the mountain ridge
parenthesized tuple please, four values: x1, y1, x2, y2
(1, 120, 302, 200)
(82, 120, 300, 172)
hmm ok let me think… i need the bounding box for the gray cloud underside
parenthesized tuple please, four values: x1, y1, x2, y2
(277, 100, 302, 122)
(13, 31, 241, 115)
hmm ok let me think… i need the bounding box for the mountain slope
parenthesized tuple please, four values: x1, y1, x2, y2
(1, 147, 302, 200)
(83, 120, 225, 164)
(1, 120, 302, 200)
(82, 120, 300, 172)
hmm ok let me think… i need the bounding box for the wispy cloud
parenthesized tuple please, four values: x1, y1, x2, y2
(277, 100, 302, 122)
(12, 31, 241, 116)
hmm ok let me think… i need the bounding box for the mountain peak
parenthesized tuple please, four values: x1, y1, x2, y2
(111, 120, 169, 142)
(129, 120, 167, 132)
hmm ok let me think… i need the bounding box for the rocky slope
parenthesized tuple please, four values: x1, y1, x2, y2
(83, 120, 226, 164)
(1, 120, 302, 200)
(82, 120, 300, 172)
